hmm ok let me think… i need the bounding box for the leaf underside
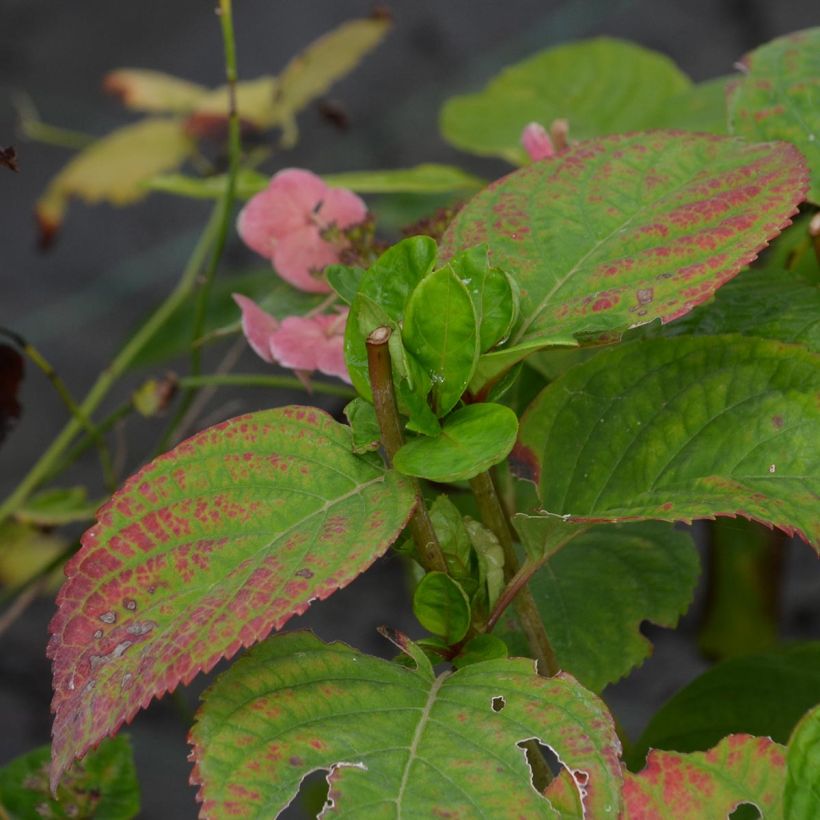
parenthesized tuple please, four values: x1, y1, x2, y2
(515, 336, 820, 547)
(190, 631, 623, 818)
(441, 131, 808, 348)
(48, 407, 416, 791)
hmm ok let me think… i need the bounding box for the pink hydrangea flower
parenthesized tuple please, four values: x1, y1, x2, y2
(233, 294, 351, 383)
(237, 168, 367, 293)
(520, 122, 554, 162)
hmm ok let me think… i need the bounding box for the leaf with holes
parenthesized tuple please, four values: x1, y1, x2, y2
(622, 735, 786, 818)
(515, 336, 820, 547)
(441, 131, 808, 360)
(190, 631, 623, 817)
(728, 27, 820, 203)
(785, 704, 820, 819)
(36, 118, 194, 246)
(441, 38, 690, 164)
(0, 736, 139, 819)
(47, 407, 416, 790)
(394, 403, 518, 483)
(505, 521, 699, 692)
(629, 643, 820, 768)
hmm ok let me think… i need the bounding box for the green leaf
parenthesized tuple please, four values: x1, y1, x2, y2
(394, 403, 518, 483)
(0, 521, 66, 591)
(48, 407, 416, 789)
(515, 336, 820, 547)
(14, 486, 99, 527)
(441, 132, 808, 350)
(441, 37, 691, 163)
(326, 263, 365, 305)
(464, 517, 505, 611)
(753, 212, 819, 284)
(470, 337, 579, 393)
(146, 167, 270, 200)
(343, 397, 381, 454)
(429, 495, 475, 585)
(642, 76, 731, 134)
(322, 163, 486, 194)
(190, 631, 623, 817)
(448, 245, 519, 353)
(104, 68, 209, 114)
(785, 704, 820, 819)
(403, 265, 479, 415)
(452, 634, 508, 669)
(623, 735, 786, 819)
(657, 267, 820, 352)
(129, 269, 325, 369)
(630, 643, 820, 768)
(413, 571, 472, 644)
(728, 27, 820, 203)
(508, 521, 699, 692)
(36, 118, 194, 243)
(0, 736, 139, 819)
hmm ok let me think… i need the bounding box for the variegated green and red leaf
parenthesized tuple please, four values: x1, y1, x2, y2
(48, 407, 415, 791)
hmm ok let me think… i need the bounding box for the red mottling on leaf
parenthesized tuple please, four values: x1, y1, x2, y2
(48, 408, 416, 792)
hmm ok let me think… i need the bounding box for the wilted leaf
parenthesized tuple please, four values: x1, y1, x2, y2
(0, 343, 23, 450)
(15, 486, 99, 527)
(413, 571, 471, 643)
(104, 69, 209, 114)
(190, 631, 623, 817)
(623, 735, 786, 819)
(36, 118, 194, 244)
(728, 27, 820, 203)
(515, 336, 820, 546)
(394, 403, 518, 483)
(442, 132, 808, 355)
(441, 37, 691, 163)
(48, 407, 416, 789)
(1, 145, 19, 172)
(507, 521, 699, 692)
(0, 736, 139, 819)
(403, 264, 479, 415)
(785, 704, 820, 819)
(630, 643, 820, 768)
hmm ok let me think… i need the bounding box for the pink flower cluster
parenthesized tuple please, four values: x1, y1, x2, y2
(234, 168, 367, 383)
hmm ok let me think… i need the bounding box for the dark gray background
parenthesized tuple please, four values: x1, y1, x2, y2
(1, 1, 817, 816)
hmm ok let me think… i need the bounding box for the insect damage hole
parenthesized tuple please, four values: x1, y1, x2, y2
(491, 695, 505, 712)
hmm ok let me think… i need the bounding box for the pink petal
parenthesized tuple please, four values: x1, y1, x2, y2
(314, 333, 350, 383)
(267, 168, 333, 214)
(232, 294, 278, 363)
(319, 186, 368, 230)
(268, 316, 325, 371)
(521, 122, 554, 162)
(272, 225, 338, 293)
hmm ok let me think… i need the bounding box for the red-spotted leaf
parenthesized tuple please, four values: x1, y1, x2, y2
(728, 28, 820, 204)
(190, 631, 623, 818)
(48, 407, 416, 791)
(515, 336, 820, 547)
(441, 131, 808, 360)
(622, 735, 786, 819)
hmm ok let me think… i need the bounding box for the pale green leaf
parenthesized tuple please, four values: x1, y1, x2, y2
(643, 76, 731, 134)
(785, 704, 820, 819)
(104, 68, 209, 114)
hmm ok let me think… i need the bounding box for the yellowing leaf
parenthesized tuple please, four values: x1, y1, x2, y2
(104, 69, 209, 114)
(36, 118, 194, 244)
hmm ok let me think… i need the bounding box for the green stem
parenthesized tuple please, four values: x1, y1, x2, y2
(158, 0, 243, 451)
(178, 373, 355, 398)
(1, 329, 115, 490)
(0, 207, 220, 531)
(365, 326, 448, 575)
(469, 470, 559, 676)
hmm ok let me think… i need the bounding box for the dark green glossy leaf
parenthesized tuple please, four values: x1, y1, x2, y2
(643, 76, 730, 134)
(394, 403, 518, 483)
(785, 704, 820, 819)
(515, 336, 820, 547)
(190, 631, 623, 817)
(452, 634, 509, 669)
(0, 736, 139, 819)
(509, 521, 699, 691)
(441, 37, 690, 163)
(629, 643, 820, 768)
(343, 397, 380, 454)
(403, 265, 479, 415)
(442, 132, 808, 352)
(728, 27, 820, 203)
(413, 571, 471, 643)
